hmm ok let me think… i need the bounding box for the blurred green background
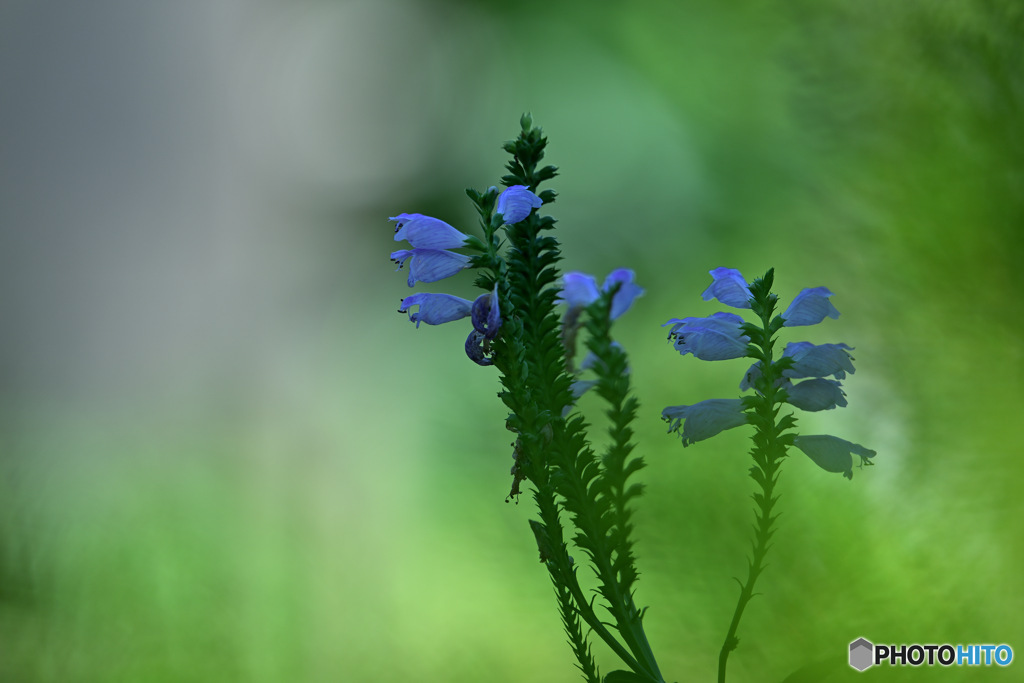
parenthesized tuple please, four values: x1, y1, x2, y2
(1, 1, 1022, 681)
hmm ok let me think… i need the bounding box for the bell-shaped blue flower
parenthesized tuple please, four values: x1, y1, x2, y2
(662, 398, 747, 447)
(496, 185, 543, 224)
(391, 249, 471, 287)
(782, 287, 840, 326)
(701, 267, 752, 309)
(603, 269, 644, 319)
(398, 293, 474, 327)
(559, 271, 600, 309)
(557, 269, 643, 320)
(793, 434, 875, 479)
(390, 213, 470, 249)
(784, 378, 847, 411)
(782, 342, 856, 379)
(664, 312, 750, 361)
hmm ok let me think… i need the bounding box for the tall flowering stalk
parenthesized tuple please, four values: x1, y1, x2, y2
(662, 268, 874, 682)
(390, 116, 658, 683)
(388, 119, 875, 682)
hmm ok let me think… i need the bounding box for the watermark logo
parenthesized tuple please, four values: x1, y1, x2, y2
(849, 638, 1014, 670)
(849, 638, 873, 672)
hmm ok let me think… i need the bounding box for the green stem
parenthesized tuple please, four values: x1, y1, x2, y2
(717, 455, 781, 683)
(718, 284, 788, 683)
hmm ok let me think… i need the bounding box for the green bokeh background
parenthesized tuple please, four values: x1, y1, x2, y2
(1, 1, 1022, 681)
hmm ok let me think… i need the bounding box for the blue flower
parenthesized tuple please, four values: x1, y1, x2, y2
(664, 312, 750, 361)
(398, 293, 474, 327)
(782, 342, 856, 379)
(604, 269, 645, 319)
(496, 185, 543, 224)
(559, 272, 600, 308)
(390, 213, 474, 287)
(390, 213, 470, 249)
(662, 399, 747, 447)
(738, 364, 847, 410)
(782, 287, 840, 326)
(783, 378, 847, 411)
(701, 267, 752, 309)
(793, 434, 875, 480)
(390, 248, 471, 287)
(557, 269, 644, 320)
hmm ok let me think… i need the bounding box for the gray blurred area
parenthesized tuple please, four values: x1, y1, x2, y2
(0, 1, 403, 415)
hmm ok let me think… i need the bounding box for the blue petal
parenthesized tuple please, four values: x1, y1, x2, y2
(662, 398, 747, 447)
(793, 434, 875, 479)
(398, 293, 473, 327)
(391, 248, 471, 287)
(701, 267, 752, 308)
(496, 185, 543, 224)
(558, 272, 601, 308)
(602, 269, 644, 319)
(784, 378, 847, 411)
(390, 213, 470, 250)
(782, 287, 840, 326)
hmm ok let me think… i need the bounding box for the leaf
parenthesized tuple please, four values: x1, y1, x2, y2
(603, 670, 648, 683)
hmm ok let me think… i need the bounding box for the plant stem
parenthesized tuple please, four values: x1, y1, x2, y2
(718, 277, 789, 683)
(716, 453, 782, 682)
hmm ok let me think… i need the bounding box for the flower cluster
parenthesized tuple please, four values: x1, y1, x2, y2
(555, 268, 643, 403)
(662, 267, 875, 479)
(392, 185, 542, 365)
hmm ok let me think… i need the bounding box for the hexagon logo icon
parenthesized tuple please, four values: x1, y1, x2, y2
(849, 637, 874, 671)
